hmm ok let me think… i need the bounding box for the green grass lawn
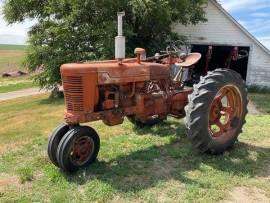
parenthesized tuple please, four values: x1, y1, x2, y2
(0, 44, 26, 51)
(0, 93, 269, 202)
(0, 76, 37, 93)
(0, 44, 26, 73)
(249, 92, 270, 114)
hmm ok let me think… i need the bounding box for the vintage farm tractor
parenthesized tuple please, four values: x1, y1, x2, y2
(48, 12, 248, 172)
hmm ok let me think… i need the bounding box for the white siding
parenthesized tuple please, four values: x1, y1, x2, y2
(173, 1, 270, 87)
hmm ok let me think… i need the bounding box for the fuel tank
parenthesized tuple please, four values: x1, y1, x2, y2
(61, 61, 170, 117)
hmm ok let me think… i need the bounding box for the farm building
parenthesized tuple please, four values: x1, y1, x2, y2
(174, 0, 270, 87)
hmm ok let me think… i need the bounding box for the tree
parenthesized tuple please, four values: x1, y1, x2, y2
(3, 0, 207, 89)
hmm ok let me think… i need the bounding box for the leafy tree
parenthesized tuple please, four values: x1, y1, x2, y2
(3, 0, 207, 89)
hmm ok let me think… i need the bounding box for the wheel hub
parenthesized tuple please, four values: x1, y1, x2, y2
(71, 136, 94, 166)
(209, 99, 223, 123)
(208, 85, 242, 137)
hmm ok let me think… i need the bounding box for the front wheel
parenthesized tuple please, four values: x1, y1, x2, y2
(48, 123, 70, 167)
(56, 126, 100, 172)
(184, 69, 248, 154)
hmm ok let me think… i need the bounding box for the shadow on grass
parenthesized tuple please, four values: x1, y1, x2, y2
(63, 120, 270, 193)
(130, 119, 186, 137)
(38, 97, 64, 106)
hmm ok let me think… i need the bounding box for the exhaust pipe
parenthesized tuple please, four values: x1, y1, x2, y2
(115, 12, 125, 63)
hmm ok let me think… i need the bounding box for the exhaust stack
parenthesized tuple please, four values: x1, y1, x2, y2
(115, 12, 125, 63)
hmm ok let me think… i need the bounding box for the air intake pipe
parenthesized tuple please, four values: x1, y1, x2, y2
(115, 12, 125, 63)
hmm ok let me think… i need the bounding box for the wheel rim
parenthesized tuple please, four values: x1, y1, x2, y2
(70, 136, 94, 166)
(208, 85, 243, 138)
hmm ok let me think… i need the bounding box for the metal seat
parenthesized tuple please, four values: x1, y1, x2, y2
(175, 53, 202, 67)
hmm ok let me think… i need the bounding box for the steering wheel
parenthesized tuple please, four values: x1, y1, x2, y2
(166, 40, 190, 59)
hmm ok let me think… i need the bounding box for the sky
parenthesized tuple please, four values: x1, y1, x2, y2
(0, 0, 270, 50)
(219, 0, 270, 49)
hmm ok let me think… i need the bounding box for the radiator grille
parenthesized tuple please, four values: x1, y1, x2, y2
(62, 76, 84, 112)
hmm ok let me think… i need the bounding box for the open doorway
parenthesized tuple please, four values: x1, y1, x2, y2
(191, 45, 250, 80)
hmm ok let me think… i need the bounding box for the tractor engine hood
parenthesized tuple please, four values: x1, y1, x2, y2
(60, 61, 170, 119)
(61, 61, 169, 85)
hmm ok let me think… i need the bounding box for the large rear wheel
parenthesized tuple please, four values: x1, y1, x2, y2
(184, 69, 248, 154)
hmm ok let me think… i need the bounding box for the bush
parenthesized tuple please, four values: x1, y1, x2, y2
(248, 85, 270, 94)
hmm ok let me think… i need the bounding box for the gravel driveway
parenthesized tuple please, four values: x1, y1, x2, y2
(0, 88, 47, 101)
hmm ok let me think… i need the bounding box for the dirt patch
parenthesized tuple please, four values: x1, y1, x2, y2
(0, 174, 20, 191)
(0, 50, 24, 57)
(222, 187, 269, 203)
(0, 141, 29, 155)
(0, 88, 47, 102)
(257, 162, 270, 181)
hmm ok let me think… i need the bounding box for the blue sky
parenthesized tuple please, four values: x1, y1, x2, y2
(0, 0, 270, 49)
(219, 0, 270, 49)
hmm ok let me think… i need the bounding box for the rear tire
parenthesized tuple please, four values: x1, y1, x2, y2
(184, 69, 248, 154)
(56, 126, 100, 172)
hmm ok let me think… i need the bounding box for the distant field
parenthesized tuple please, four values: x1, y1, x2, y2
(0, 44, 26, 50)
(0, 76, 36, 93)
(0, 44, 27, 74)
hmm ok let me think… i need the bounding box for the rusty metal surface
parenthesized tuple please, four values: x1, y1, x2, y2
(71, 135, 94, 166)
(208, 85, 243, 139)
(61, 51, 201, 125)
(175, 53, 202, 67)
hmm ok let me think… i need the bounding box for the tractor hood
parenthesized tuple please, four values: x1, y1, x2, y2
(61, 60, 169, 85)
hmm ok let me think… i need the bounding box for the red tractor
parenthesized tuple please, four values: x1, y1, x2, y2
(48, 12, 248, 172)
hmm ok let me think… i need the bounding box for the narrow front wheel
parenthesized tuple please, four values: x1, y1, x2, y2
(48, 123, 70, 167)
(56, 126, 100, 172)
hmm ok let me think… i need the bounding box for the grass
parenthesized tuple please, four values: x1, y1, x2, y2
(0, 93, 269, 202)
(16, 167, 34, 183)
(0, 44, 26, 51)
(0, 76, 37, 93)
(0, 44, 26, 73)
(249, 92, 270, 114)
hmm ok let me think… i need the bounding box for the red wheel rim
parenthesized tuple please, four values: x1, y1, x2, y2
(208, 85, 243, 138)
(70, 136, 94, 166)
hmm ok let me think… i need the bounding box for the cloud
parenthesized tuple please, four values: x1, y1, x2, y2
(250, 12, 270, 18)
(250, 2, 270, 11)
(258, 36, 270, 50)
(239, 18, 270, 35)
(219, 0, 270, 12)
(0, 1, 35, 44)
(236, 18, 270, 50)
(218, 0, 270, 50)
(239, 18, 270, 49)
(0, 34, 27, 45)
(0, 19, 34, 44)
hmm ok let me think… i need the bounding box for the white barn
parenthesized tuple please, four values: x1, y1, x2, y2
(174, 0, 270, 87)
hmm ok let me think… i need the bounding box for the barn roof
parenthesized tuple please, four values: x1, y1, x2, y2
(212, 0, 270, 55)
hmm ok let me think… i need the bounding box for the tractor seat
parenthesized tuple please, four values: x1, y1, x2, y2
(175, 53, 202, 67)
